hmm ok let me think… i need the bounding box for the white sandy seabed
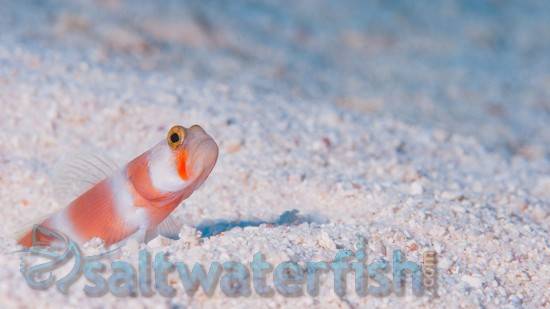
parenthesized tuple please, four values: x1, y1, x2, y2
(0, 1, 549, 308)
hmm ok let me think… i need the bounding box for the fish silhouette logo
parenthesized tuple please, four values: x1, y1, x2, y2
(19, 225, 117, 294)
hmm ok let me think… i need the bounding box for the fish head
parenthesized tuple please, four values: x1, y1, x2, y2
(147, 124, 218, 196)
(177, 124, 219, 186)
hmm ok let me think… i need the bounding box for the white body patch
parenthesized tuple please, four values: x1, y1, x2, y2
(148, 143, 187, 192)
(111, 170, 149, 231)
(49, 210, 84, 244)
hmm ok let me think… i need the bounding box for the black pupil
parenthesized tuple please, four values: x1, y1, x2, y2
(170, 133, 180, 143)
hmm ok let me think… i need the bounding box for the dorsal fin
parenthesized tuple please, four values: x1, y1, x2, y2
(13, 151, 120, 243)
(52, 151, 120, 206)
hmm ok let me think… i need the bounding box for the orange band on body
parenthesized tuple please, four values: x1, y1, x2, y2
(67, 180, 135, 245)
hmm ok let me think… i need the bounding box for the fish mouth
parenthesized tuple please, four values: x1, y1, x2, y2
(188, 137, 219, 182)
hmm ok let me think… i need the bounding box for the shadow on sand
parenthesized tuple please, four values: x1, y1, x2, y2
(195, 209, 323, 238)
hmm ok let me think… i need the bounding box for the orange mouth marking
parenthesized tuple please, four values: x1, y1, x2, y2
(176, 149, 189, 180)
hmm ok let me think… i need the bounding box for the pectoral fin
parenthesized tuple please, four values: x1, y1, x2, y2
(143, 215, 182, 243)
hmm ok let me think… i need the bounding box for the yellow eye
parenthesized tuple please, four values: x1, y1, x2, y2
(167, 125, 186, 149)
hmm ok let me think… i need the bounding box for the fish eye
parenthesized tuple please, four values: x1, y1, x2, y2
(170, 133, 179, 143)
(167, 125, 186, 149)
